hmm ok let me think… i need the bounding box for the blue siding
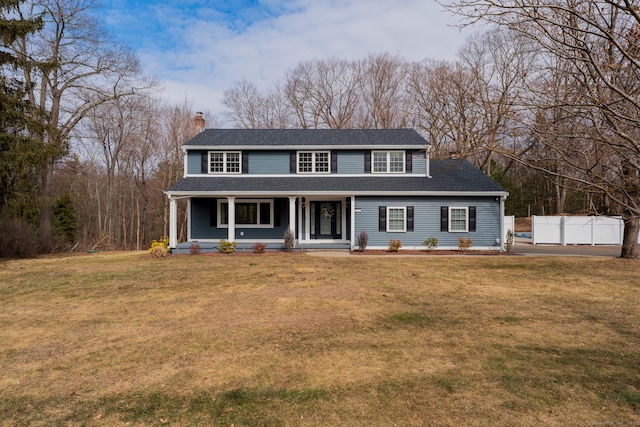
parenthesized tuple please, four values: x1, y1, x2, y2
(354, 196, 502, 249)
(190, 197, 290, 241)
(248, 151, 289, 174)
(337, 151, 364, 174)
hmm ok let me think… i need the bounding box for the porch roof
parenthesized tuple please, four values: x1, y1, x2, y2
(167, 159, 508, 196)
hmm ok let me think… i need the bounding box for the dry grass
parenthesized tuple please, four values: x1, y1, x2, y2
(0, 252, 639, 426)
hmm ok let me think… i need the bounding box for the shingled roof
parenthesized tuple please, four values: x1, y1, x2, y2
(184, 128, 429, 148)
(167, 159, 507, 195)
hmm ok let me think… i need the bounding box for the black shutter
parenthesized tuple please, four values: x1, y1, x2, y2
(379, 206, 386, 232)
(364, 151, 371, 173)
(290, 152, 297, 174)
(331, 151, 338, 174)
(469, 206, 476, 232)
(201, 151, 208, 173)
(242, 153, 249, 174)
(406, 151, 412, 173)
(210, 199, 217, 227)
(440, 206, 448, 232)
(407, 206, 414, 232)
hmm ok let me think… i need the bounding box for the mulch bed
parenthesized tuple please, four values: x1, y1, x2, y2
(351, 250, 504, 255)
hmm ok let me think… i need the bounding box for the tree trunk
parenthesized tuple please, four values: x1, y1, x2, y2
(620, 216, 639, 259)
(38, 162, 54, 253)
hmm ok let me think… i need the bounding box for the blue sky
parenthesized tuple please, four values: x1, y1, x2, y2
(99, 1, 469, 124)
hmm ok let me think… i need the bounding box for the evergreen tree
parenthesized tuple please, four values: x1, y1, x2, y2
(0, 0, 43, 217)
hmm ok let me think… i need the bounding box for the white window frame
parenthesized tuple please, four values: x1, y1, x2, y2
(209, 151, 242, 174)
(448, 207, 469, 232)
(217, 199, 274, 228)
(372, 151, 405, 173)
(387, 207, 407, 232)
(297, 151, 330, 174)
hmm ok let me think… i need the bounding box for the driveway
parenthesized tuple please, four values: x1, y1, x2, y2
(513, 238, 625, 258)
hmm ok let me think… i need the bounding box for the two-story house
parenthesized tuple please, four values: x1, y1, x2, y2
(165, 124, 508, 253)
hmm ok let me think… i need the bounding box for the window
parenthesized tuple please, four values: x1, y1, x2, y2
(298, 151, 329, 173)
(449, 207, 468, 232)
(379, 206, 414, 232)
(218, 199, 273, 228)
(387, 207, 406, 232)
(209, 152, 241, 174)
(372, 151, 405, 173)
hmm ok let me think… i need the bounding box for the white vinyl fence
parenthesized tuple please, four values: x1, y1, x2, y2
(532, 215, 626, 246)
(504, 215, 515, 245)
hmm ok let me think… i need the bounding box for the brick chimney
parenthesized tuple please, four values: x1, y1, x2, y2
(194, 112, 205, 135)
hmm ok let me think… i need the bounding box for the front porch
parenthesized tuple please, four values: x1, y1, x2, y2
(168, 195, 356, 253)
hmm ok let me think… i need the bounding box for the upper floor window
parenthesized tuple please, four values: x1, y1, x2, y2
(373, 151, 405, 173)
(298, 151, 329, 173)
(209, 152, 241, 174)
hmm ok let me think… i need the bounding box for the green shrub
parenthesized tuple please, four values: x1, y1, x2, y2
(388, 239, 402, 252)
(218, 239, 237, 253)
(422, 237, 439, 251)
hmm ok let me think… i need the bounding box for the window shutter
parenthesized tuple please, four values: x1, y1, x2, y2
(406, 151, 412, 173)
(210, 199, 217, 226)
(379, 206, 386, 232)
(290, 152, 297, 174)
(242, 153, 249, 174)
(469, 206, 476, 232)
(365, 151, 371, 173)
(331, 151, 338, 174)
(201, 151, 208, 173)
(440, 206, 448, 232)
(407, 206, 414, 232)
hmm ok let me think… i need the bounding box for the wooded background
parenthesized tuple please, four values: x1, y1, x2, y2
(2, 0, 638, 257)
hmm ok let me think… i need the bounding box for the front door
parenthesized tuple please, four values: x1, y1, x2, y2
(310, 201, 341, 239)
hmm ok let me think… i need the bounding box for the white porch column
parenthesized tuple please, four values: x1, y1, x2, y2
(169, 197, 177, 249)
(350, 196, 356, 250)
(227, 196, 236, 242)
(288, 196, 297, 238)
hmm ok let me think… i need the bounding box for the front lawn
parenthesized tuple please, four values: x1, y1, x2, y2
(1, 252, 638, 426)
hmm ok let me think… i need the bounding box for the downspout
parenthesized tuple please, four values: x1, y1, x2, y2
(500, 195, 506, 252)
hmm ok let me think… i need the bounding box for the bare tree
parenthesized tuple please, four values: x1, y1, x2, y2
(443, 0, 640, 258)
(11, 0, 148, 251)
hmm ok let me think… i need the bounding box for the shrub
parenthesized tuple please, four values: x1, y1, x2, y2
(252, 242, 267, 254)
(458, 237, 473, 251)
(218, 239, 236, 253)
(284, 227, 295, 252)
(189, 243, 201, 255)
(357, 230, 369, 252)
(505, 229, 514, 254)
(388, 239, 402, 252)
(422, 237, 439, 251)
(151, 245, 169, 258)
(148, 238, 169, 254)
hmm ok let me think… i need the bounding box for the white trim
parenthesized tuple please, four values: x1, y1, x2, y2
(167, 190, 509, 197)
(372, 150, 406, 174)
(297, 151, 331, 174)
(184, 173, 427, 178)
(386, 207, 407, 232)
(217, 198, 274, 228)
(208, 151, 242, 174)
(449, 207, 469, 232)
(187, 198, 192, 241)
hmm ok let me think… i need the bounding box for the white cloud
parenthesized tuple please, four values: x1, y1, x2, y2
(121, 0, 470, 124)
